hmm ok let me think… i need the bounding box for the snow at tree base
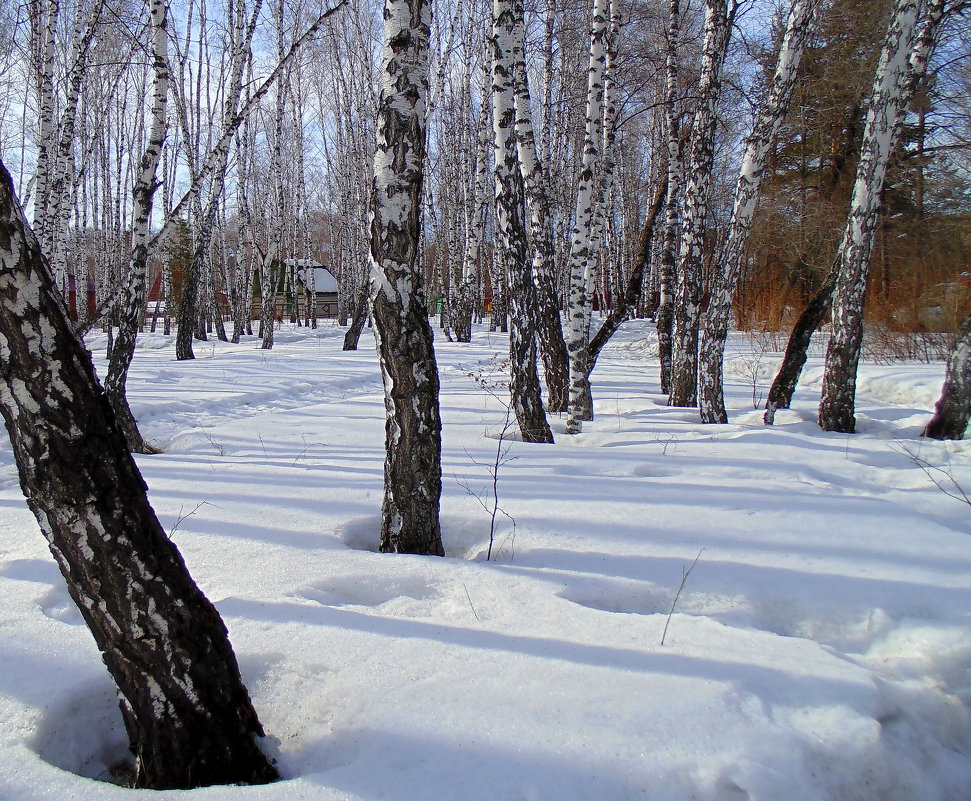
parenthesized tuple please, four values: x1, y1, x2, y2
(0, 321, 968, 801)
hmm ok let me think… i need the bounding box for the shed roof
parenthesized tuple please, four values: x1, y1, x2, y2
(286, 259, 339, 293)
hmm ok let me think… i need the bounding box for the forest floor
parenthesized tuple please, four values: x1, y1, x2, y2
(0, 319, 969, 801)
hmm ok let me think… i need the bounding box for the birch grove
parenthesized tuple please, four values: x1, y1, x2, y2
(0, 0, 965, 613)
(0, 13, 969, 793)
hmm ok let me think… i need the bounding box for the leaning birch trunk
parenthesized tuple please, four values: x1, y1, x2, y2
(564, 0, 609, 434)
(369, 0, 445, 555)
(818, 0, 948, 432)
(698, 0, 821, 424)
(668, 0, 733, 407)
(923, 312, 971, 439)
(103, 0, 170, 454)
(586, 177, 667, 377)
(492, 0, 554, 444)
(763, 268, 836, 423)
(0, 157, 278, 791)
(657, 0, 682, 395)
(342, 278, 370, 350)
(510, 0, 569, 411)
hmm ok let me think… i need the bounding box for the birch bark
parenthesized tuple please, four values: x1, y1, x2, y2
(0, 157, 277, 790)
(563, 0, 609, 434)
(923, 312, 971, 439)
(102, 0, 170, 453)
(698, 0, 821, 424)
(818, 0, 948, 432)
(369, 0, 445, 554)
(492, 0, 554, 443)
(29, 0, 60, 248)
(668, 0, 734, 407)
(657, 0, 682, 395)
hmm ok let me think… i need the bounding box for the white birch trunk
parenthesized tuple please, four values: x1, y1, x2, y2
(923, 312, 971, 439)
(510, 0, 569, 411)
(698, 0, 822, 423)
(30, 0, 60, 247)
(368, 0, 444, 555)
(657, 0, 682, 395)
(492, 0, 554, 443)
(454, 96, 490, 343)
(668, 0, 733, 407)
(818, 0, 948, 432)
(564, 0, 609, 434)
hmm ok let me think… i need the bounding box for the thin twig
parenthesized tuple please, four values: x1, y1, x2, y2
(893, 442, 971, 507)
(660, 548, 705, 646)
(168, 500, 219, 538)
(463, 583, 480, 621)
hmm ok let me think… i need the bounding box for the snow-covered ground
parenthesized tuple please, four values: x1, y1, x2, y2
(1, 320, 969, 801)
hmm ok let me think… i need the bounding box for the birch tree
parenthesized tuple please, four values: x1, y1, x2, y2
(369, 0, 445, 554)
(563, 0, 609, 434)
(923, 311, 971, 439)
(510, 0, 569, 411)
(698, 0, 821, 424)
(492, 0, 554, 443)
(453, 90, 491, 343)
(657, 0, 683, 395)
(28, 0, 60, 244)
(102, 0, 170, 453)
(256, 0, 293, 351)
(818, 0, 949, 432)
(0, 157, 278, 790)
(667, 0, 735, 407)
